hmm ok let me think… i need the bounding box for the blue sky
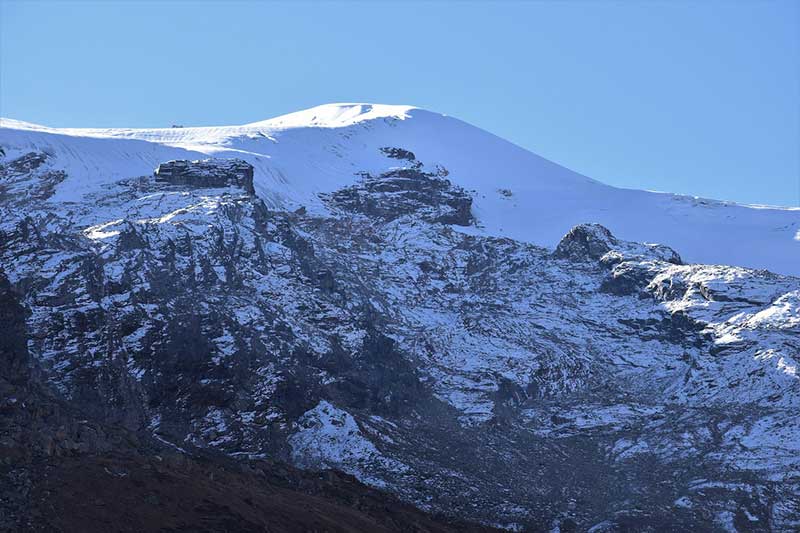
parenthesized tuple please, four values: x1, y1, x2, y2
(1, 0, 798, 206)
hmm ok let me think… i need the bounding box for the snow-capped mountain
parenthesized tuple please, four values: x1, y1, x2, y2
(2, 103, 798, 275)
(1, 103, 799, 531)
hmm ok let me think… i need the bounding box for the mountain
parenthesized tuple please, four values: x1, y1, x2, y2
(2, 103, 798, 275)
(1, 103, 799, 531)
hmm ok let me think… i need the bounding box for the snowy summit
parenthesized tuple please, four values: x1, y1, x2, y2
(1, 102, 798, 276)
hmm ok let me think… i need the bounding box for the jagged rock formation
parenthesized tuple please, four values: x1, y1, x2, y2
(324, 159, 472, 226)
(1, 105, 799, 531)
(154, 158, 255, 194)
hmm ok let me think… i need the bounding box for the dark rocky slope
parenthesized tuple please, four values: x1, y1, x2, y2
(0, 272, 492, 533)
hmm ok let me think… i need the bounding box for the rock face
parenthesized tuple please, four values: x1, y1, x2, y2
(154, 158, 255, 194)
(2, 144, 800, 531)
(0, 151, 66, 205)
(325, 154, 472, 226)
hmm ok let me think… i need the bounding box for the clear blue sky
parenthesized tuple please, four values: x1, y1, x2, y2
(1, 1, 798, 206)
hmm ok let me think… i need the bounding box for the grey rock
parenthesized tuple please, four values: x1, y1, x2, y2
(554, 223, 618, 261)
(325, 165, 473, 226)
(380, 146, 417, 161)
(154, 158, 255, 194)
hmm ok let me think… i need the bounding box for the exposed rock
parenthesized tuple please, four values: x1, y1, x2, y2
(325, 165, 473, 226)
(554, 223, 618, 261)
(154, 158, 255, 194)
(556, 223, 683, 266)
(0, 152, 66, 204)
(381, 146, 417, 161)
(1, 152, 48, 175)
(600, 261, 658, 296)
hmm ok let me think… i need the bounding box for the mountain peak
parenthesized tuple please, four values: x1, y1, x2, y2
(1, 104, 798, 275)
(246, 102, 423, 129)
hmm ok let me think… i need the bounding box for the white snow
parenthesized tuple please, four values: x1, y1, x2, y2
(2, 102, 799, 275)
(84, 219, 124, 240)
(288, 400, 407, 488)
(745, 291, 800, 330)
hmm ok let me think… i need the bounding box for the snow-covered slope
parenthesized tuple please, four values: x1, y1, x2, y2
(2, 103, 798, 275)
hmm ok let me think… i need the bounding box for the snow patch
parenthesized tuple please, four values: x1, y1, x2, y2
(289, 400, 407, 488)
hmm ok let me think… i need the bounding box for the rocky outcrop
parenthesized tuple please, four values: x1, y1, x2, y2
(553, 223, 618, 261)
(555, 222, 683, 265)
(326, 166, 472, 226)
(0, 151, 66, 204)
(380, 146, 417, 162)
(1, 152, 48, 175)
(323, 148, 470, 225)
(154, 158, 255, 194)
